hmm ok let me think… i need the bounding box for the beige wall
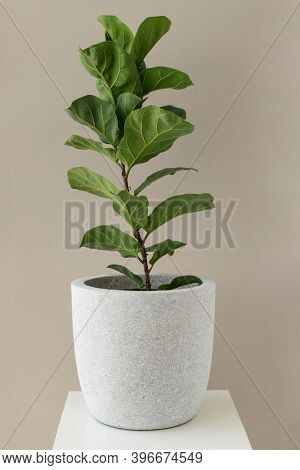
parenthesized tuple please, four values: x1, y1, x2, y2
(1, 0, 299, 449)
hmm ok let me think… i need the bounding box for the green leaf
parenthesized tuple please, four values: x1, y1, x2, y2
(157, 276, 202, 291)
(115, 93, 143, 128)
(66, 95, 120, 145)
(134, 167, 197, 196)
(79, 42, 142, 99)
(107, 264, 144, 288)
(161, 105, 186, 119)
(117, 105, 194, 170)
(131, 16, 171, 64)
(80, 225, 140, 258)
(96, 77, 115, 104)
(68, 167, 119, 199)
(65, 135, 117, 162)
(141, 67, 193, 95)
(112, 191, 148, 229)
(146, 193, 215, 234)
(147, 239, 186, 266)
(98, 15, 134, 53)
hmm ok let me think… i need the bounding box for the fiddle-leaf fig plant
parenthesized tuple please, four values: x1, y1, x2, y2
(66, 14, 215, 291)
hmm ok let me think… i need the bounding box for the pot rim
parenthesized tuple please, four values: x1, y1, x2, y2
(71, 274, 215, 295)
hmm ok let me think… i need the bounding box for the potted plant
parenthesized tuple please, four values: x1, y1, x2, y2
(66, 14, 216, 430)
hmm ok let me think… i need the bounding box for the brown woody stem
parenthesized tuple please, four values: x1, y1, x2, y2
(121, 163, 130, 192)
(120, 163, 152, 290)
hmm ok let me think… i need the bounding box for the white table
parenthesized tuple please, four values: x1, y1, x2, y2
(53, 390, 251, 450)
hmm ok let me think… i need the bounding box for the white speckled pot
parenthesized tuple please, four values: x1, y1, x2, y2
(71, 274, 215, 430)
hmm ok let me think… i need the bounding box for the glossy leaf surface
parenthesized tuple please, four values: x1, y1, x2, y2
(147, 239, 186, 266)
(79, 42, 142, 99)
(161, 105, 186, 119)
(115, 93, 143, 128)
(66, 95, 119, 145)
(112, 191, 149, 229)
(134, 167, 197, 195)
(131, 16, 171, 64)
(65, 135, 117, 162)
(141, 66, 193, 95)
(68, 167, 119, 199)
(98, 15, 134, 53)
(81, 225, 140, 258)
(146, 193, 214, 233)
(157, 275, 202, 290)
(107, 264, 144, 288)
(117, 105, 194, 170)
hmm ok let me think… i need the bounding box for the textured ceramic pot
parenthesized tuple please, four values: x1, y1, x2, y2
(71, 274, 215, 430)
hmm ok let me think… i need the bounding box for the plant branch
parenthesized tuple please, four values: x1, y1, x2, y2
(133, 229, 152, 290)
(120, 163, 130, 192)
(120, 163, 152, 290)
(149, 264, 154, 273)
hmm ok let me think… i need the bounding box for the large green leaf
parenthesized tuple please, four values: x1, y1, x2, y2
(131, 16, 171, 64)
(161, 105, 186, 119)
(115, 93, 143, 128)
(112, 191, 148, 229)
(98, 15, 134, 53)
(117, 105, 194, 170)
(66, 95, 119, 145)
(147, 239, 186, 266)
(68, 167, 119, 199)
(107, 264, 144, 288)
(157, 275, 202, 291)
(96, 77, 115, 104)
(65, 135, 117, 162)
(79, 42, 142, 99)
(80, 225, 140, 258)
(134, 167, 197, 196)
(146, 193, 215, 233)
(141, 67, 193, 95)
